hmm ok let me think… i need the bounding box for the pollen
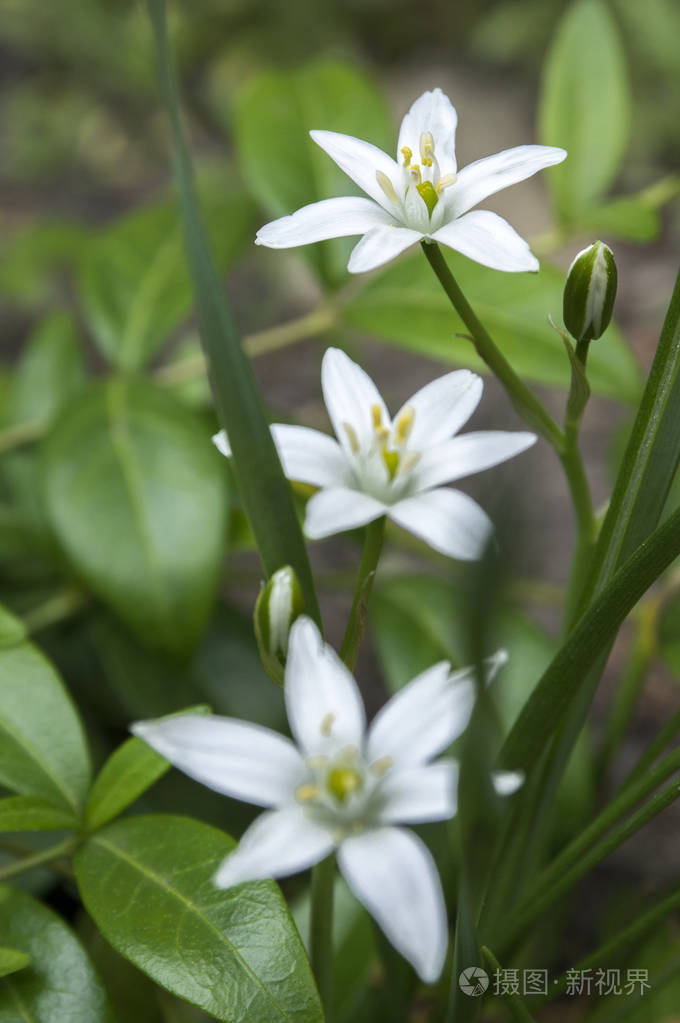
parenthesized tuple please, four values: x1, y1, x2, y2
(320, 712, 335, 737)
(395, 405, 415, 444)
(370, 755, 393, 776)
(376, 170, 398, 204)
(420, 131, 435, 167)
(401, 146, 412, 167)
(295, 783, 320, 803)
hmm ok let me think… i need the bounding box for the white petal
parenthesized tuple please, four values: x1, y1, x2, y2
(397, 89, 458, 177)
(492, 770, 525, 796)
(411, 431, 537, 490)
(432, 210, 539, 273)
(376, 760, 459, 824)
(255, 196, 396, 248)
(388, 488, 493, 560)
(450, 145, 567, 218)
(310, 130, 403, 214)
(131, 715, 304, 808)
(214, 807, 334, 888)
(321, 347, 388, 454)
(304, 487, 386, 539)
(347, 225, 423, 273)
(212, 430, 231, 458)
(367, 662, 474, 765)
(270, 424, 350, 487)
(394, 370, 483, 449)
(284, 617, 365, 756)
(338, 826, 448, 983)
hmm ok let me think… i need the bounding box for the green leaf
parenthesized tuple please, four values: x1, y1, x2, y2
(0, 796, 79, 832)
(0, 631, 91, 813)
(579, 195, 661, 242)
(79, 179, 255, 370)
(41, 377, 228, 655)
(85, 737, 172, 831)
(0, 884, 113, 1021)
(0, 948, 30, 980)
(231, 59, 393, 287)
(147, 0, 321, 626)
(342, 252, 641, 401)
(539, 0, 631, 220)
(0, 607, 27, 649)
(74, 814, 324, 1023)
(4, 313, 85, 429)
(0, 219, 87, 309)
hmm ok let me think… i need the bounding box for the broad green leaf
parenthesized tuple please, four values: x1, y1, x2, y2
(79, 179, 255, 370)
(0, 885, 113, 1022)
(0, 623, 91, 813)
(579, 195, 661, 242)
(231, 59, 393, 287)
(147, 0, 321, 625)
(0, 948, 30, 980)
(539, 0, 631, 220)
(4, 313, 85, 429)
(342, 252, 641, 401)
(85, 737, 172, 831)
(74, 814, 324, 1023)
(41, 377, 228, 655)
(0, 606, 26, 648)
(0, 219, 87, 308)
(0, 796, 78, 832)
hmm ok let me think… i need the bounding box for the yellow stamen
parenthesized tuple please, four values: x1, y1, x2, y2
(295, 783, 320, 802)
(327, 766, 363, 803)
(376, 170, 398, 204)
(371, 404, 383, 429)
(320, 712, 335, 737)
(395, 405, 415, 444)
(401, 145, 412, 167)
(420, 131, 435, 167)
(436, 172, 458, 194)
(343, 422, 360, 454)
(370, 755, 393, 776)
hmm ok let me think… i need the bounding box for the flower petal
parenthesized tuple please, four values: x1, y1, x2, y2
(394, 370, 483, 449)
(450, 145, 567, 218)
(376, 760, 459, 824)
(367, 662, 474, 765)
(269, 424, 350, 487)
(310, 130, 403, 213)
(347, 225, 423, 273)
(397, 89, 458, 177)
(388, 488, 493, 560)
(492, 770, 525, 796)
(338, 826, 448, 983)
(432, 210, 539, 273)
(131, 715, 304, 808)
(255, 196, 397, 248)
(214, 806, 334, 888)
(304, 487, 387, 539)
(411, 430, 537, 489)
(285, 617, 365, 756)
(321, 347, 388, 453)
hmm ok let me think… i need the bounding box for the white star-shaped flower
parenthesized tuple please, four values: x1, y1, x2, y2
(132, 616, 521, 982)
(255, 88, 566, 274)
(214, 347, 536, 560)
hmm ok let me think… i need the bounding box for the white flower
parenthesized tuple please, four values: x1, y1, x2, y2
(214, 347, 536, 560)
(255, 88, 566, 274)
(132, 617, 521, 983)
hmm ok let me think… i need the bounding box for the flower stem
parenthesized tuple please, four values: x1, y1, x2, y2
(310, 853, 335, 1020)
(0, 836, 77, 882)
(339, 517, 386, 671)
(420, 242, 564, 450)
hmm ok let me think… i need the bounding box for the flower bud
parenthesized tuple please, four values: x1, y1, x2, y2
(563, 241, 617, 343)
(254, 566, 304, 684)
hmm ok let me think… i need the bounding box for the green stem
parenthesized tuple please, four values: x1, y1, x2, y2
(481, 947, 537, 1022)
(22, 587, 88, 635)
(310, 854, 335, 1020)
(339, 517, 385, 671)
(0, 419, 46, 455)
(0, 836, 77, 882)
(622, 706, 680, 789)
(420, 241, 564, 450)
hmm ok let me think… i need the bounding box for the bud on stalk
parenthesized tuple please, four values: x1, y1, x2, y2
(254, 566, 304, 684)
(563, 241, 617, 343)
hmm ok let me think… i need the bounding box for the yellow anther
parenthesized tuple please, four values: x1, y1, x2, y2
(395, 406, 415, 444)
(295, 783, 320, 802)
(343, 422, 360, 454)
(420, 131, 435, 165)
(436, 172, 458, 194)
(382, 449, 399, 479)
(416, 180, 439, 218)
(306, 755, 328, 770)
(376, 170, 398, 204)
(371, 404, 383, 429)
(401, 146, 412, 167)
(370, 755, 394, 776)
(327, 766, 363, 804)
(320, 712, 335, 737)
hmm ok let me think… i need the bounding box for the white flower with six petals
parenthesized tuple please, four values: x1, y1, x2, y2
(214, 347, 536, 560)
(132, 616, 522, 982)
(255, 87, 566, 274)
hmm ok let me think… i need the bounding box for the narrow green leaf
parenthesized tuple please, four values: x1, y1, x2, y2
(482, 947, 536, 1021)
(0, 885, 114, 1022)
(85, 738, 171, 831)
(0, 632, 91, 813)
(41, 377, 228, 655)
(539, 0, 631, 219)
(146, 0, 321, 625)
(74, 814, 324, 1023)
(0, 796, 78, 832)
(343, 253, 641, 401)
(0, 948, 30, 980)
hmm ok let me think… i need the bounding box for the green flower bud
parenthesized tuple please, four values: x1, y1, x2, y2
(254, 566, 304, 684)
(563, 241, 617, 343)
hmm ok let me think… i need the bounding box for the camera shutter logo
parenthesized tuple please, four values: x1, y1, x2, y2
(459, 967, 489, 997)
